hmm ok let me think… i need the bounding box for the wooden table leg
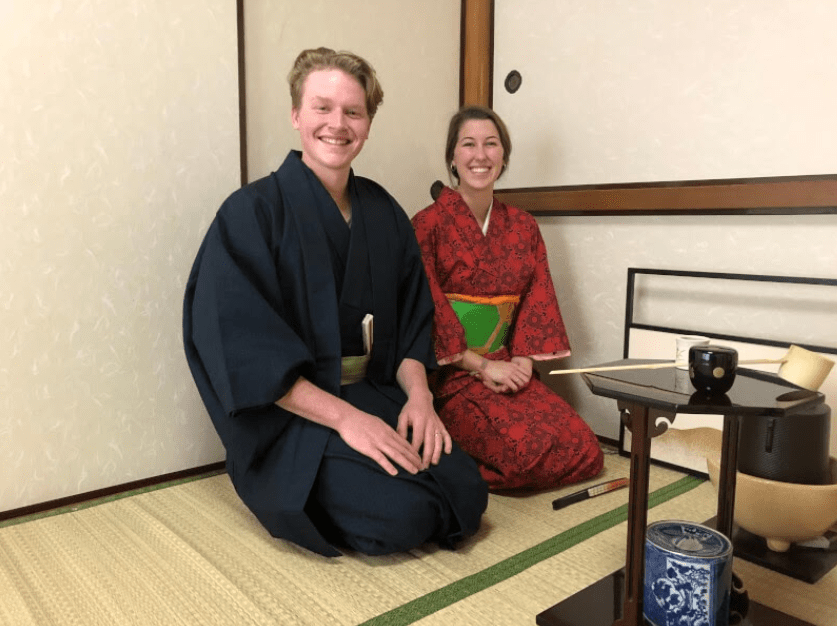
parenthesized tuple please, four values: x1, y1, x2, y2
(614, 402, 652, 626)
(717, 413, 740, 539)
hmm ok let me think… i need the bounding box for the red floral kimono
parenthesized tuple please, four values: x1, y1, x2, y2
(412, 187, 603, 491)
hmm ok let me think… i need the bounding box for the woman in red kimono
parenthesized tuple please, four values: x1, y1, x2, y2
(412, 106, 603, 491)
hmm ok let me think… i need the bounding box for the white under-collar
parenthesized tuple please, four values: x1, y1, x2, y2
(481, 199, 494, 235)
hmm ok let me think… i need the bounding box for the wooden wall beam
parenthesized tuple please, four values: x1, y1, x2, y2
(495, 177, 837, 216)
(460, 0, 493, 107)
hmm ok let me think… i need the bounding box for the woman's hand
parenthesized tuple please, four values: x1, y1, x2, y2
(510, 356, 534, 381)
(480, 358, 531, 394)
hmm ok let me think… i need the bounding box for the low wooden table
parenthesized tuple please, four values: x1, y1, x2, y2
(536, 360, 826, 626)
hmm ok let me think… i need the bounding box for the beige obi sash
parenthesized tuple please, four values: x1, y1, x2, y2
(445, 293, 520, 355)
(340, 354, 370, 386)
(341, 313, 374, 385)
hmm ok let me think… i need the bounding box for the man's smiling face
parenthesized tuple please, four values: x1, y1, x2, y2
(292, 68, 371, 179)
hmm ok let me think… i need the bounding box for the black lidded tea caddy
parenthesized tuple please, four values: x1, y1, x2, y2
(689, 345, 738, 395)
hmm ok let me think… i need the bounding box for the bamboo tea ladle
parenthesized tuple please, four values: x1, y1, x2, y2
(549, 345, 834, 391)
(549, 357, 785, 376)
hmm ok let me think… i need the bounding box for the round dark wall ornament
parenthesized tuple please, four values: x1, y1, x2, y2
(504, 70, 522, 94)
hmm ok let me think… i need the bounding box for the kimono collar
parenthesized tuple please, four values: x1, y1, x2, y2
(275, 150, 399, 385)
(274, 151, 346, 393)
(440, 186, 498, 235)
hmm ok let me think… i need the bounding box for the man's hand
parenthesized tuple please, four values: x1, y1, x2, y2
(396, 392, 452, 469)
(337, 409, 424, 476)
(276, 376, 423, 476)
(395, 358, 452, 469)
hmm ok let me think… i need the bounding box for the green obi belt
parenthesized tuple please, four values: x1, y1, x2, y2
(446, 293, 520, 355)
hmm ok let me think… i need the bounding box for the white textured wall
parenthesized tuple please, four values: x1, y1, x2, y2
(491, 1, 837, 449)
(244, 0, 461, 215)
(0, 2, 237, 511)
(494, 0, 837, 187)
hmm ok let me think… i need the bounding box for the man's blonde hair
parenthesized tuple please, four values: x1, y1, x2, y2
(288, 47, 384, 120)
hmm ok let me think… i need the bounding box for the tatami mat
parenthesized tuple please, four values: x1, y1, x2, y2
(415, 479, 837, 626)
(1, 450, 834, 625)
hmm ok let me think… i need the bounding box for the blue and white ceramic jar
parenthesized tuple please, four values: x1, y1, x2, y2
(644, 520, 733, 626)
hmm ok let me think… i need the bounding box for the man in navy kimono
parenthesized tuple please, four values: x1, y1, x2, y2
(182, 47, 488, 556)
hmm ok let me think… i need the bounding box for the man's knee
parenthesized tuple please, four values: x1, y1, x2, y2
(342, 490, 442, 555)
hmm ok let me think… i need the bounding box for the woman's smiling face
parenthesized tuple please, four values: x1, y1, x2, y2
(291, 68, 371, 178)
(452, 119, 505, 193)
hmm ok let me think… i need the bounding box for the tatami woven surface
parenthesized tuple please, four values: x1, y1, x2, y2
(1, 451, 834, 625)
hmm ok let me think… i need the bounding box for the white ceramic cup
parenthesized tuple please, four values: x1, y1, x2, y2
(673, 367, 693, 393)
(675, 335, 710, 370)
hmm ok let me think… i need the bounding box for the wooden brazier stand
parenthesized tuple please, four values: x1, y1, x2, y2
(536, 360, 825, 626)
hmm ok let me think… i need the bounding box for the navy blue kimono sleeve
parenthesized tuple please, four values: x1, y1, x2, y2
(184, 183, 316, 420)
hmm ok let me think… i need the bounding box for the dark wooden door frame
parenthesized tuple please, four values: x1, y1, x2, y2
(237, 0, 248, 186)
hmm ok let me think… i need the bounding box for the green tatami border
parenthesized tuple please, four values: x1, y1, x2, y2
(360, 475, 705, 626)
